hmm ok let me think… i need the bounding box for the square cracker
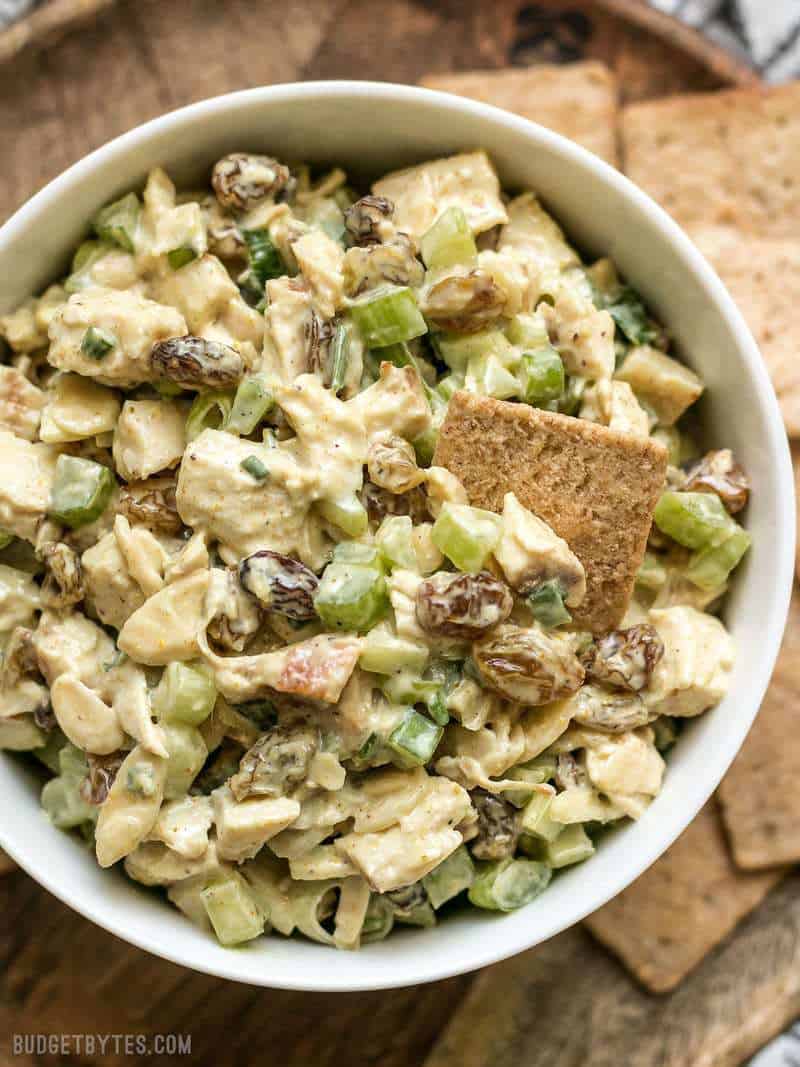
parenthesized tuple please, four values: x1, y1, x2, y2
(433, 391, 667, 633)
(621, 81, 800, 238)
(718, 586, 800, 869)
(421, 62, 619, 166)
(585, 802, 785, 993)
(692, 228, 800, 436)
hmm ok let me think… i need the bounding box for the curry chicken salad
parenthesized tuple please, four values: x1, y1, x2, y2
(0, 150, 750, 949)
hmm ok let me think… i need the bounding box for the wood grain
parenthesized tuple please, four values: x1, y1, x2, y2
(0, 0, 752, 223)
(426, 874, 800, 1067)
(0, 866, 470, 1067)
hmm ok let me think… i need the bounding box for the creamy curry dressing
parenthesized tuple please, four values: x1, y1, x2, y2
(0, 149, 749, 949)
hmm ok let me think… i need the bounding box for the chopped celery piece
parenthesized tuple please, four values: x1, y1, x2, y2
(413, 426, 438, 468)
(376, 514, 416, 571)
(361, 895, 395, 943)
(360, 628, 428, 674)
(545, 824, 595, 868)
(186, 390, 233, 441)
(437, 373, 463, 402)
(519, 346, 565, 406)
(504, 756, 557, 808)
(653, 491, 734, 550)
(314, 562, 388, 632)
(329, 322, 350, 395)
(431, 503, 503, 573)
(422, 845, 475, 908)
(604, 286, 658, 346)
(393, 899, 436, 927)
(651, 425, 682, 466)
(243, 228, 285, 287)
(506, 312, 549, 349)
(381, 670, 440, 707)
(226, 375, 273, 435)
(350, 286, 427, 348)
(318, 494, 369, 538)
(0, 530, 13, 550)
(558, 375, 586, 416)
(468, 857, 552, 912)
(332, 541, 383, 568)
(653, 716, 678, 752)
(424, 660, 461, 727)
(387, 708, 443, 769)
(80, 325, 116, 360)
(436, 329, 512, 373)
(686, 526, 751, 591)
(162, 722, 207, 799)
(527, 579, 571, 628)
(420, 206, 478, 270)
(467, 353, 519, 400)
(64, 240, 113, 293)
(92, 191, 140, 253)
(167, 246, 197, 270)
(41, 744, 95, 830)
(154, 661, 216, 726)
(49, 454, 114, 529)
(241, 455, 269, 481)
(520, 791, 561, 843)
(201, 872, 266, 946)
(636, 551, 668, 591)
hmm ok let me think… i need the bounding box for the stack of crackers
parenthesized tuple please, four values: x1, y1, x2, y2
(422, 62, 800, 995)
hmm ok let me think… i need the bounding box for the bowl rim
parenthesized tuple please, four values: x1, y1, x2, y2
(0, 80, 794, 992)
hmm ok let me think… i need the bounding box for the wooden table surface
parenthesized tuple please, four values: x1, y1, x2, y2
(0, 2, 762, 1065)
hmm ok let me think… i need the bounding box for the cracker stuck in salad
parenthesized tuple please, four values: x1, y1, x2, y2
(0, 149, 750, 949)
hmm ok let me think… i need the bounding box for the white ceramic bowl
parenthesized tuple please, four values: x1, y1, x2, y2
(0, 82, 794, 991)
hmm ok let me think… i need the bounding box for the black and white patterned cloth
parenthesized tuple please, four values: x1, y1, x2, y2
(650, 0, 800, 81)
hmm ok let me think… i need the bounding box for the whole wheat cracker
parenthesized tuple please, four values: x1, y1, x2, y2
(433, 391, 667, 634)
(692, 228, 800, 436)
(585, 801, 786, 993)
(717, 587, 800, 869)
(421, 62, 619, 166)
(621, 81, 800, 238)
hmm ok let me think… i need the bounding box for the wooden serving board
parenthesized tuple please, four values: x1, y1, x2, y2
(0, 0, 755, 222)
(0, 4, 786, 1067)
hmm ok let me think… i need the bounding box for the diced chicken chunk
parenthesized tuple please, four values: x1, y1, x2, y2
(335, 777, 472, 892)
(176, 428, 323, 566)
(50, 674, 125, 755)
(580, 379, 650, 439)
(33, 609, 115, 688)
(616, 344, 704, 426)
(113, 398, 187, 482)
(151, 254, 262, 367)
(125, 840, 222, 886)
(0, 366, 45, 440)
(207, 634, 362, 705)
(95, 745, 167, 867)
(0, 431, 59, 542)
(542, 290, 615, 380)
(372, 151, 508, 239)
(292, 229, 346, 319)
(583, 728, 665, 797)
(82, 530, 146, 630)
(645, 606, 734, 717)
(494, 491, 586, 606)
(117, 569, 209, 665)
(39, 373, 120, 443)
(262, 277, 313, 384)
(213, 784, 300, 862)
(498, 193, 579, 293)
(350, 362, 431, 444)
(0, 563, 40, 632)
(48, 288, 187, 387)
(147, 796, 213, 859)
